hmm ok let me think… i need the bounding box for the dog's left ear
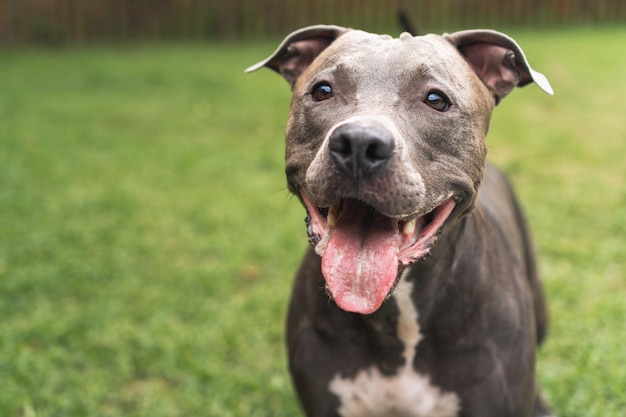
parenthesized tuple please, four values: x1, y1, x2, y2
(446, 29, 553, 103)
(246, 25, 348, 89)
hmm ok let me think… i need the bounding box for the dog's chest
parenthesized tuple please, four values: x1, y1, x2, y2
(328, 277, 460, 417)
(329, 367, 459, 417)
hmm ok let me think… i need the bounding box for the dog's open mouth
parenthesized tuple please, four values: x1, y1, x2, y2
(301, 191, 456, 314)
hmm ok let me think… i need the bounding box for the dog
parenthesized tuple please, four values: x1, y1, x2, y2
(247, 25, 554, 417)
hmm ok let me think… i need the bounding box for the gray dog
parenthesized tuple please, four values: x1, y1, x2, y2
(248, 25, 554, 417)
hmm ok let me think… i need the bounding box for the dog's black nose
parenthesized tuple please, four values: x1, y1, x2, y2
(328, 123, 395, 178)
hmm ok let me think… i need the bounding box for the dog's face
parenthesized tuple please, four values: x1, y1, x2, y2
(248, 26, 552, 314)
(287, 31, 492, 214)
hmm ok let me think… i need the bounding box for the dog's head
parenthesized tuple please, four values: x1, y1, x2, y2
(248, 26, 552, 314)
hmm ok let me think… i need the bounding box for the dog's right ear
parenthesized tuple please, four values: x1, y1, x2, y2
(446, 29, 553, 103)
(245, 25, 348, 89)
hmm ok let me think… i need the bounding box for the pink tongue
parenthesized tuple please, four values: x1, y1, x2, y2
(321, 201, 401, 314)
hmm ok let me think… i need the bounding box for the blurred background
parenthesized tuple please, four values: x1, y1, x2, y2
(1, 0, 626, 43)
(0, 1, 625, 417)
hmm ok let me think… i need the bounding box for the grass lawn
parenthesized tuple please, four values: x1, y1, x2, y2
(0, 26, 624, 416)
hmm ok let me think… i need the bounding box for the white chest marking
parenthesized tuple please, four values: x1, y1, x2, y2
(329, 274, 460, 417)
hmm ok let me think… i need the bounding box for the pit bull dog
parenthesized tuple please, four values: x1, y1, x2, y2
(247, 25, 555, 417)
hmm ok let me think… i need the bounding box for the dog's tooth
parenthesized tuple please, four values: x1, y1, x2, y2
(402, 219, 417, 236)
(328, 205, 339, 228)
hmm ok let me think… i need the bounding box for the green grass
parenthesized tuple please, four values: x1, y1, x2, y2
(0, 27, 624, 416)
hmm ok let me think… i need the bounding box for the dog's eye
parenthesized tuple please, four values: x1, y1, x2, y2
(312, 82, 334, 102)
(425, 91, 450, 112)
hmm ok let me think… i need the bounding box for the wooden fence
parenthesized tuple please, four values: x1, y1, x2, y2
(1, 0, 625, 44)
